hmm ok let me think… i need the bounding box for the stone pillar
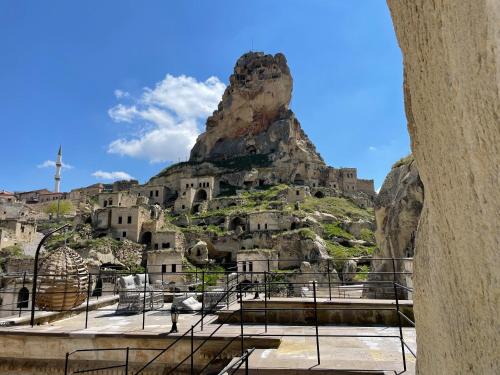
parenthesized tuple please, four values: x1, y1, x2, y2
(386, 1, 500, 373)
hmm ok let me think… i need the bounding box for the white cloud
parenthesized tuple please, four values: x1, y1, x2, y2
(114, 89, 130, 99)
(107, 74, 225, 163)
(368, 146, 377, 151)
(37, 160, 73, 169)
(92, 170, 134, 181)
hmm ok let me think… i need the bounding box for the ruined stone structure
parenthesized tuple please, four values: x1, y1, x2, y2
(286, 186, 310, 203)
(173, 177, 215, 214)
(69, 183, 104, 203)
(0, 219, 37, 250)
(92, 201, 162, 245)
(98, 191, 139, 208)
(387, 1, 500, 373)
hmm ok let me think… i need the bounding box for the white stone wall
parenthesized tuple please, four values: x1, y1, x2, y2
(147, 250, 183, 284)
(286, 186, 310, 203)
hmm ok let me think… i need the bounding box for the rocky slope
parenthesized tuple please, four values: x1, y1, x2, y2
(169, 186, 376, 279)
(387, 1, 500, 373)
(364, 155, 423, 297)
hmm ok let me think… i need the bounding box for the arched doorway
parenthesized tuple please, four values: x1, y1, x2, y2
(246, 145, 257, 155)
(229, 217, 246, 231)
(194, 189, 208, 201)
(17, 287, 29, 308)
(294, 174, 305, 185)
(314, 191, 325, 198)
(140, 232, 152, 248)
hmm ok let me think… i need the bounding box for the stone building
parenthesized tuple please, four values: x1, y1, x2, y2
(69, 183, 104, 203)
(131, 184, 166, 206)
(150, 230, 184, 251)
(147, 249, 184, 284)
(98, 191, 139, 208)
(174, 176, 215, 214)
(4, 258, 35, 274)
(16, 189, 51, 203)
(248, 211, 289, 232)
(0, 190, 15, 203)
(37, 192, 67, 203)
(0, 219, 37, 250)
(0, 202, 34, 221)
(237, 249, 279, 282)
(286, 186, 310, 203)
(93, 204, 155, 243)
(0, 275, 33, 318)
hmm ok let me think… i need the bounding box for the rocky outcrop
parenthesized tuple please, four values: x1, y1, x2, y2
(364, 156, 423, 297)
(276, 230, 330, 268)
(190, 52, 323, 169)
(387, 1, 500, 373)
(374, 156, 422, 259)
(186, 240, 210, 265)
(151, 52, 373, 196)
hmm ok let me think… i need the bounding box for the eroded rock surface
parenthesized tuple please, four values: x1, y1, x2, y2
(151, 52, 374, 197)
(190, 52, 323, 169)
(365, 156, 423, 297)
(387, 1, 500, 373)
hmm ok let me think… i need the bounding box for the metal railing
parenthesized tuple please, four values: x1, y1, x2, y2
(0, 257, 415, 373)
(64, 284, 242, 375)
(59, 260, 415, 374)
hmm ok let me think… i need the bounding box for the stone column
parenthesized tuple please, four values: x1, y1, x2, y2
(386, 1, 500, 373)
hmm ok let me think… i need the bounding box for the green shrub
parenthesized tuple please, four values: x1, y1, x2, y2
(354, 264, 370, 281)
(301, 196, 373, 220)
(359, 228, 375, 243)
(44, 200, 74, 216)
(0, 245, 24, 261)
(325, 241, 376, 271)
(298, 228, 316, 240)
(322, 223, 354, 239)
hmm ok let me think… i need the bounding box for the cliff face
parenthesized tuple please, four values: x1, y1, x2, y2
(374, 156, 423, 260)
(190, 52, 324, 168)
(387, 1, 500, 373)
(364, 156, 423, 297)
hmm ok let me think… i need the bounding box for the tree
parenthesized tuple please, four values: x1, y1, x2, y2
(44, 200, 74, 216)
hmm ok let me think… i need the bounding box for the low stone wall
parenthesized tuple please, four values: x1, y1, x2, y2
(217, 298, 414, 327)
(0, 331, 280, 375)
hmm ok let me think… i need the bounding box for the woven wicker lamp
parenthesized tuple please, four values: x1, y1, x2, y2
(35, 246, 89, 311)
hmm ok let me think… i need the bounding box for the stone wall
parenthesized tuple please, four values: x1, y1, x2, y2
(386, 1, 500, 373)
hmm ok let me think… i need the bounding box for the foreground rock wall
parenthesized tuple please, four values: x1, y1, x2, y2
(387, 1, 500, 374)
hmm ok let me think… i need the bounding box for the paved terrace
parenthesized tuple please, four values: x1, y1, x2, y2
(0, 298, 416, 374)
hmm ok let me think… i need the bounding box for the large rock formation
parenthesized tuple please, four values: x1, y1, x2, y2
(190, 52, 324, 170)
(364, 156, 423, 297)
(387, 1, 500, 374)
(151, 52, 374, 196)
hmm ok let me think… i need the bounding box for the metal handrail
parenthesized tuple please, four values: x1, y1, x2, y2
(216, 348, 255, 375)
(133, 284, 240, 375)
(54, 257, 416, 374)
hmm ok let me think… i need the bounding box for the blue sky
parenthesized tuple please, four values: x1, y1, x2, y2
(0, 1, 409, 193)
